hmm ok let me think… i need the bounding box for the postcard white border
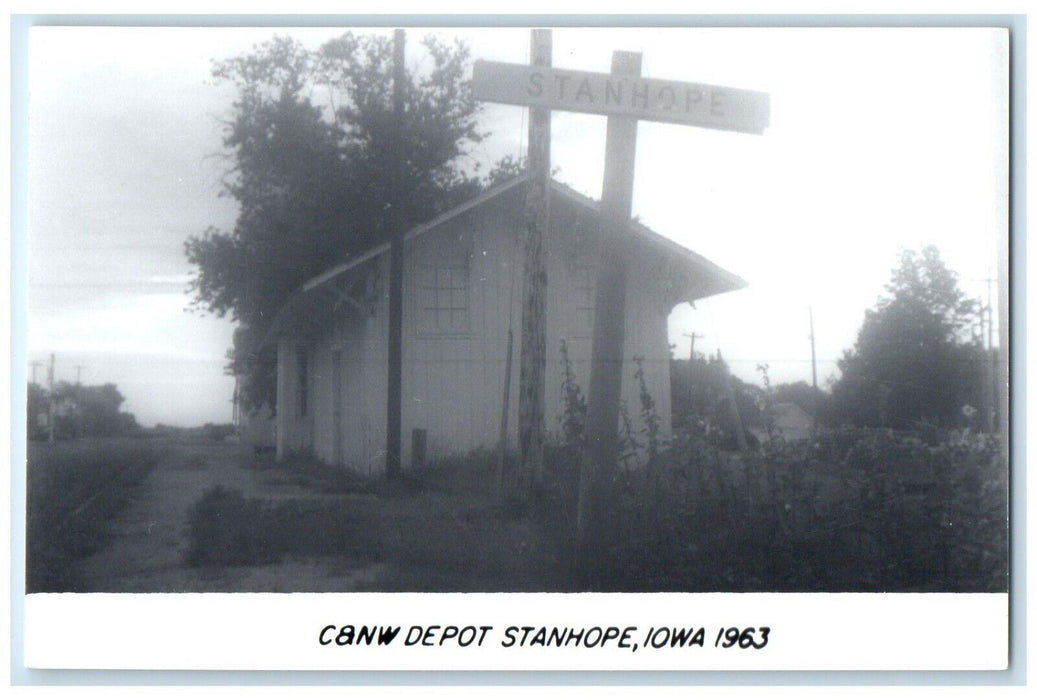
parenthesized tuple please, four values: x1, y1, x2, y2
(24, 592, 1007, 671)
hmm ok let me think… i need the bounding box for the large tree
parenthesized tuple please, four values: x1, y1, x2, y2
(185, 32, 485, 410)
(830, 245, 986, 429)
(670, 353, 764, 449)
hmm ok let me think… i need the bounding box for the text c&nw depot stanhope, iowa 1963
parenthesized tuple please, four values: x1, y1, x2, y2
(318, 624, 771, 652)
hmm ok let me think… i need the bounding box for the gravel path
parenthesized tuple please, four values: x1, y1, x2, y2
(77, 440, 384, 592)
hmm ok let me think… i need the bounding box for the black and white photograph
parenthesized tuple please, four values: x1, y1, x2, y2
(17, 20, 1012, 673)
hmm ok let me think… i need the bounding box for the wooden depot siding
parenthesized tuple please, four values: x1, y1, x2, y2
(403, 195, 511, 465)
(273, 180, 733, 472)
(276, 339, 312, 459)
(307, 259, 390, 473)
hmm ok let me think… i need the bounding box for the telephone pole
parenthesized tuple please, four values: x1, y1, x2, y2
(985, 274, 996, 433)
(809, 306, 818, 435)
(684, 331, 703, 360)
(47, 353, 55, 443)
(683, 332, 703, 421)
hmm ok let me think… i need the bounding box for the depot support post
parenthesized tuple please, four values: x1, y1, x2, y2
(386, 28, 405, 480)
(577, 50, 642, 573)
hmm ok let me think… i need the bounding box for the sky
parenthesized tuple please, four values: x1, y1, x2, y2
(22, 25, 1008, 428)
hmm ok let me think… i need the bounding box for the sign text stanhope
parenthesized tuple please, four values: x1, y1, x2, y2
(472, 60, 769, 135)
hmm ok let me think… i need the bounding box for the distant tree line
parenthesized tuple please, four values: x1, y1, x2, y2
(672, 245, 997, 440)
(828, 245, 994, 431)
(670, 353, 763, 449)
(148, 422, 237, 441)
(28, 381, 140, 441)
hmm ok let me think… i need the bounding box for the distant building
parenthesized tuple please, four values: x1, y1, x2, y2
(752, 401, 814, 443)
(262, 176, 746, 472)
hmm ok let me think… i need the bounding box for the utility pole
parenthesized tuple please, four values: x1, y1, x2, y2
(684, 331, 703, 360)
(30, 360, 42, 386)
(74, 364, 84, 386)
(683, 332, 703, 422)
(385, 28, 406, 480)
(516, 28, 552, 500)
(985, 274, 996, 433)
(47, 353, 55, 443)
(809, 306, 818, 435)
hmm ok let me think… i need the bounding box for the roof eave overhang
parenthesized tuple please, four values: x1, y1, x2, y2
(258, 174, 747, 350)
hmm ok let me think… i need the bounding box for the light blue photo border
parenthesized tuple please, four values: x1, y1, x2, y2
(8, 12, 1026, 687)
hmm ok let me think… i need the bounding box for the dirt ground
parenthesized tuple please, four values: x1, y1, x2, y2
(76, 439, 385, 592)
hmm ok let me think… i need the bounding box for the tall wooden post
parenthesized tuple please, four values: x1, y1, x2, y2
(577, 50, 642, 567)
(497, 326, 514, 494)
(683, 331, 702, 422)
(47, 352, 55, 443)
(516, 28, 552, 498)
(985, 277, 996, 433)
(386, 28, 406, 479)
(809, 306, 818, 435)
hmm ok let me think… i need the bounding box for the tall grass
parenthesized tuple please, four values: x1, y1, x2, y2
(26, 439, 161, 592)
(587, 426, 1008, 592)
(184, 449, 579, 591)
(181, 426, 1006, 592)
(183, 485, 386, 567)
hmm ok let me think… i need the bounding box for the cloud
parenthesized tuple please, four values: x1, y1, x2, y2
(29, 291, 233, 362)
(146, 274, 194, 285)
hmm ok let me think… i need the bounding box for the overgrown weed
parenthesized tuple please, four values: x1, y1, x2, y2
(586, 424, 1006, 592)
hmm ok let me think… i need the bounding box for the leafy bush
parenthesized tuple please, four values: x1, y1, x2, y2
(184, 485, 385, 568)
(204, 422, 237, 442)
(584, 426, 1007, 592)
(180, 426, 1006, 593)
(184, 486, 281, 567)
(557, 340, 587, 458)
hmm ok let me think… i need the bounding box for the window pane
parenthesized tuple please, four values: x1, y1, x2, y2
(421, 258, 470, 333)
(574, 267, 595, 334)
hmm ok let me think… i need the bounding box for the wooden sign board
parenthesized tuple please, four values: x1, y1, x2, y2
(473, 59, 770, 135)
